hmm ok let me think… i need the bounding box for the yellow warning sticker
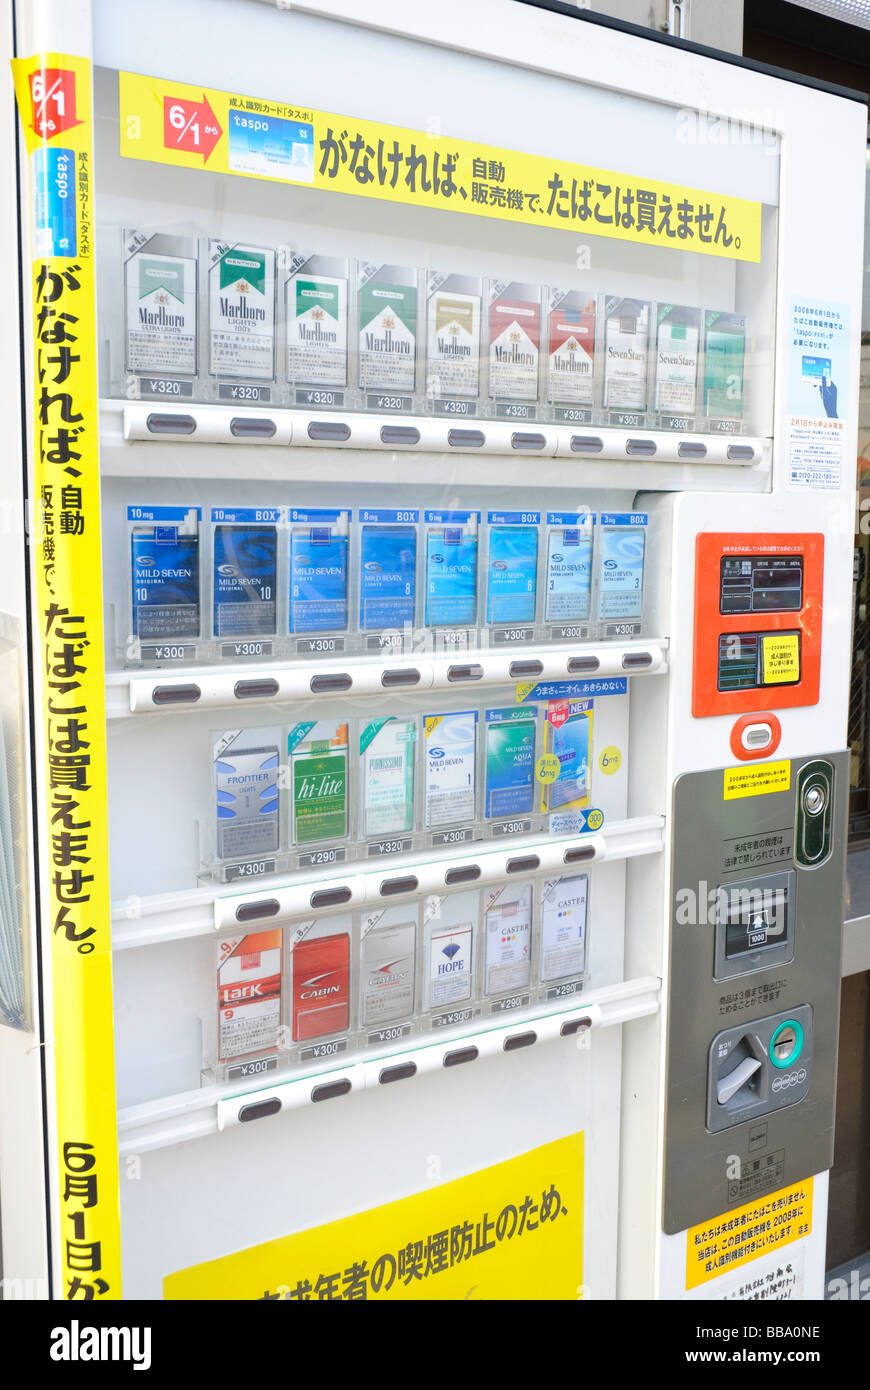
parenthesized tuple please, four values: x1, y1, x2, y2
(761, 633, 800, 685)
(165, 1132, 584, 1300)
(723, 760, 791, 801)
(686, 1178, 812, 1290)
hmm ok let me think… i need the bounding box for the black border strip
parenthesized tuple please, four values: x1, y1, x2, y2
(514, 0, 868, 105)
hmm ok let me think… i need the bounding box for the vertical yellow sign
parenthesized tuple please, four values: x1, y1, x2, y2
(11, 54, 121, 1300)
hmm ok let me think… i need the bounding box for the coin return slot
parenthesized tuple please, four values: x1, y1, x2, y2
(560, 1017, 591, 1036)
(311, 1078, 352, 1103)
(678, 441, 707, 459)
(380, 875, 419, 897)
(625, 438, 657, 457)
(507, 854, 540, 874)
(381, 668, 421, 688)
(447, 429, 485, 448)
(146, 413, 196, 435)
(727, 444, 756, 462)
(567, 656, 600, 674)
(511, 432, 546, 451)
(504, 1031, 537, 1051)
(307, 420, 351, 442)
(443, 1045, 479, 1067)
(509, 659, 543, 678)
(229, 416, 277, 439)
(379, 1062, 417, 1085)
(238, 1098, 281, 1122)
(151, 684, 201, 706)
(234, 677, 279, 700)
(379, 425, 420, 446)
(310, 886, 353, 909)
(235, 898, 280, 923)
(444, 864, 481, 885)
(622, 651, 653, 669)
(310, 672, 353, 693)
(447, 663, 484, 682)
(570, 435, 603, 454)
(564, 845, 595, 863)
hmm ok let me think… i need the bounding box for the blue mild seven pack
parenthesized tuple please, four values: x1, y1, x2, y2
(596, 512, 647, 622)
(359, 508, 419, 630)
(486, 512, 540, 625)
(129, 505, 201, 640)
(545, 511, 594, 624)
(289, 508, 350, 633)
(212, 507, 279, 638)
(425, 510, 479, 627)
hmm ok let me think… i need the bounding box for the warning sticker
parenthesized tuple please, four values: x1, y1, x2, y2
(686, 1178, 812, 1290)
(761, 633, 800, 686)
(723, 760, 791, 801)
(164, 1132, 584, 1300)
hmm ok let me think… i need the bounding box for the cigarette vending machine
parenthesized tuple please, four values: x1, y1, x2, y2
(0, 0, 862, 1301)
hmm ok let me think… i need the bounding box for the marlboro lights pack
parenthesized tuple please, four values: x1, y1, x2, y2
(217, 930, 283, 1063)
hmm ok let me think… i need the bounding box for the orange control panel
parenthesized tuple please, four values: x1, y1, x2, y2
(693, 532, 823, 718)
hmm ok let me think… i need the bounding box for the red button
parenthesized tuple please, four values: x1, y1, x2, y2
(730, 712, 782, 761)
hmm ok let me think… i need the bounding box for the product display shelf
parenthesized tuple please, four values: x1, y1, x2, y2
(106, 638, 669, 718)
(115, 973, 661, 1156)
(98, 399, 771, 493)
(110, 814, 666, 951)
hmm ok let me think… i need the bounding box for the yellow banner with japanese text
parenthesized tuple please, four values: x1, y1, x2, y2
(686, 1178, 813, 1290)
(118, 70, 761, 262)
(165, 1132, 584, 1300)
(11, 53, 121, 1301)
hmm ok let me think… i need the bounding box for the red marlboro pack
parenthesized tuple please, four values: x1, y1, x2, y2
(488, 281, 541, 402)
(548, 292, 595, 405)
(217, 930, 283, 1062)
(291, 931, 351, 1041)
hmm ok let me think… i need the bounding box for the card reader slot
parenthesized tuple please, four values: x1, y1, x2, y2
(234, 678, 279, 700)
(310, 672, 353, 693)
(379, 875, 419, 897)
(146, 413, 196, 435)
(307, 421, 351, 441)
(229, 417, 277, 439)
(381, 668, 421, 687)
(235, 898, 280, 923)
(151, 684, 201, 705)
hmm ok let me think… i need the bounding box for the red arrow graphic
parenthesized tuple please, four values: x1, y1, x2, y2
(28, 68, 82, 139)
(163, 94, 223, 163)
